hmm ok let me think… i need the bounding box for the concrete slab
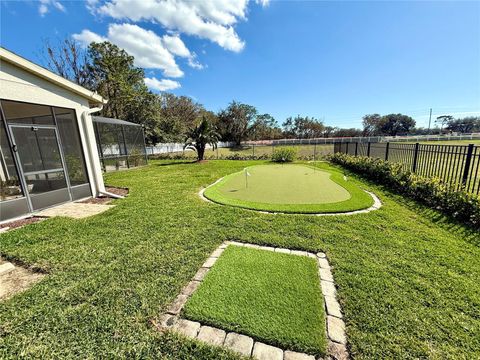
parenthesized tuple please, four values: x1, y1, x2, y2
(35, 202, 114, 219)
(0, 262, 15, 276)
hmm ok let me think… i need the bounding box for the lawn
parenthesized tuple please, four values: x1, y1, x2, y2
(183, 245, 326, 355)
(0, 160, 479, 359)
(204, 163, 374, 213)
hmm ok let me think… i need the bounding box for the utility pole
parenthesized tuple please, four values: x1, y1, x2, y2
(428, 108, 432, 134)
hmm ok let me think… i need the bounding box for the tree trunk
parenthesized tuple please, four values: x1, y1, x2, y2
(197, 146, 205, 161)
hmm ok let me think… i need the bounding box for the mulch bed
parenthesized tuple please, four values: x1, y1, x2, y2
(79, 186, 129, 205)
(0, 217, 43, 231)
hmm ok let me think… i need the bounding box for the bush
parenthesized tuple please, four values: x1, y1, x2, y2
(271, 147, 297, 163)
(149, 152, 270, 161)
(328, 153, 480, 230)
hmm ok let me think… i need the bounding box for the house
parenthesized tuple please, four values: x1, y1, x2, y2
(0, 47, 108, 222)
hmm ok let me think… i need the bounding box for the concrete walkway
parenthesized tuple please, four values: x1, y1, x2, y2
(35, 202, 114, 219)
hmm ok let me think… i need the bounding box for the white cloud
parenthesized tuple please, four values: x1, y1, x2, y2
(187, 57, 204, 70)
(72, 29, 107, 44)
(38, 0, 66, 17)
(161, 34, 204, 69)
(73, 23, 184, 78)
(144, 77, 181, 91)
(161, 34, 190, 58)
(108, 23, 183, 77)
(255, 0, 270, 7)
(86, 0, 99, 13)
(93, 0, 258, 52)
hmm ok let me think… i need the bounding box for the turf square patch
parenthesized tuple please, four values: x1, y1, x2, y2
(182, 245, 327, 355)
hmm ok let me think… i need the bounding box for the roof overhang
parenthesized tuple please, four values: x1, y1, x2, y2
(93, 116, 142, 127)
(0, 47, 107, 106)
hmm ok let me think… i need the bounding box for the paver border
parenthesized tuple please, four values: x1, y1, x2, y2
(198, 175, 381, 217)
(154, 241, 349, 360)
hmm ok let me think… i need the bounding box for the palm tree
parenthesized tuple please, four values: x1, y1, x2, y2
(184, 116, 220, 161)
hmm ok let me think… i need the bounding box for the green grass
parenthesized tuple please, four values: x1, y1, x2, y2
(183, 246, 326, 355)
(204, 163, 374, 213)
(0, 160, 479, 359)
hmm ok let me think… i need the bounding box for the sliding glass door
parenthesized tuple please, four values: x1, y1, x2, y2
(1, 100, 92, 220)
(9, 125, 70, 211)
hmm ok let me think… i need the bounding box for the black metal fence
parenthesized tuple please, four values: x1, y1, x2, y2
(334, 142, 480, 195)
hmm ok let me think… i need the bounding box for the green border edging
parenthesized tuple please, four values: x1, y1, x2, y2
(203, 163, 374, 214)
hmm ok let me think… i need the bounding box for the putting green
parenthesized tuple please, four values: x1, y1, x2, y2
(203, 164, 374, 213)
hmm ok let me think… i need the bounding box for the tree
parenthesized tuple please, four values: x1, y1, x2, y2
(445, 116, 480, 133)
(322, 126, 338, 138)
(362, 114, 382, 136)
(281, 116, 324, 138)
(333, 128, 363, 137)
(434, 115, 453, 133)
(217, 101, 257, 145)
(150, 93, 206, 143)
(184, 116, 220, 161)
(249, 113, 282, 140)
(378, 114, 416, 136)
(43, 38, 94, 89)
(88, 42, 151, 122)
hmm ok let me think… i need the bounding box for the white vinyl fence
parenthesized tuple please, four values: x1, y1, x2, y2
(146, 141, 235, 155)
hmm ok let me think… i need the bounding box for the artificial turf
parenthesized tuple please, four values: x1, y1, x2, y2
(204, 163, 374, 213)
(183, 245, 326, 355)
(0, 160, 479, 359)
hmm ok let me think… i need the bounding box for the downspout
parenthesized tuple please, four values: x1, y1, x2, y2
(81, 106, 125, 200)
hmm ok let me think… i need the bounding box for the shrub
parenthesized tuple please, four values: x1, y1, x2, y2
(328, 153, 480, 230)
(271, 147, 297, 163)
(149, 152, 270, 161)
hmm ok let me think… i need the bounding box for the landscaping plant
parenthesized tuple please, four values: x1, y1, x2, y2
(271, 147, 297, 162)
(184, 116, 221, 161)
(329, 152, 480, 229)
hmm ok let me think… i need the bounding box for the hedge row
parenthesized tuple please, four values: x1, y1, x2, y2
(149, 151, 316, 161)
(328, 153, 480, 230)
(149, 153, 271, 161)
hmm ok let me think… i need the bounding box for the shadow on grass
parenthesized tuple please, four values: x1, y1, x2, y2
(154, 160, 198, 167)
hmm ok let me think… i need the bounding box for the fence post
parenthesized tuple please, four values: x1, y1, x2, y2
(367, 142, 371, 157)
(385, 142, 389, 161)
(412, 143, 419, 172)
(252, 143, 255, 157)
(346, 142, 349, 154)
(355, 142, 358, 156)
(462, 144, 474, 186)
(121, 125, 130, 169)
(314, 141, 317, 161)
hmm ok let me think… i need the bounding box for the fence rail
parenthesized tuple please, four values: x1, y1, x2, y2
(146, 141, 235, 155)
(334, 142, 480, 195)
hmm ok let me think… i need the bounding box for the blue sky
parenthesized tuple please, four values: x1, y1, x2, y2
(1, 0, 479, 129)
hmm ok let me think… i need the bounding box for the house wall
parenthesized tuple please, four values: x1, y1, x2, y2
(0, 61, 105, 197)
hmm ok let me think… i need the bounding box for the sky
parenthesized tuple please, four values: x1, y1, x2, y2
(1, 0, 479, 129)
